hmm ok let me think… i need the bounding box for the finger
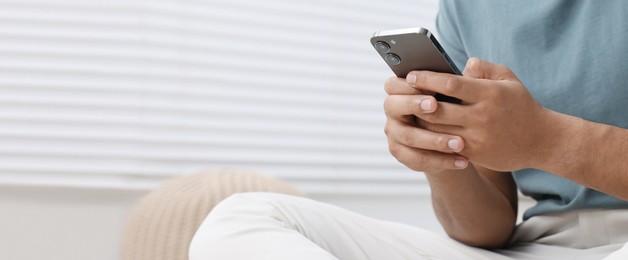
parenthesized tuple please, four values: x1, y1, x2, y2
(463, 57, 517, 81)
(462, 57, 485, 79)
(385, 119, 464, 153)
(384, 76, 425, 95)
(406, 70, 484, 102)
(414, 101, 470, 126)
(416, 119, 465, 136)
(383, 95, 437, 120)
(388, 142, 469, 171)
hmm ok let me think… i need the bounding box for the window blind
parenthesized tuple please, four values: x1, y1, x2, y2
(0, 0, 440, 193)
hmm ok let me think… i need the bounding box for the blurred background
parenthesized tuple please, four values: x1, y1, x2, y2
(0, 0, 457, 259)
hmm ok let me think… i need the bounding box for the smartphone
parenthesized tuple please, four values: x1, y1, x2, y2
(371, 27, 461, 103)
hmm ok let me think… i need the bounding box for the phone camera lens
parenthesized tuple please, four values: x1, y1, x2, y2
(375, 41, 390, 53)
(385, 53, 401, 65)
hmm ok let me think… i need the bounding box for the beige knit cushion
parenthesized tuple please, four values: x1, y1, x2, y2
(120, 168, 303, 260)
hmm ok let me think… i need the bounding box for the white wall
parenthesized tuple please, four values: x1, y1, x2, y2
(0, 185, 145, 260)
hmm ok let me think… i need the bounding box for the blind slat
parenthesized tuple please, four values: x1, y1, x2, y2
(0, 0, 439, 189)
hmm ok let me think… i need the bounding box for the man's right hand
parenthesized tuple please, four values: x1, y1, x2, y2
(383, 76, 468, 174)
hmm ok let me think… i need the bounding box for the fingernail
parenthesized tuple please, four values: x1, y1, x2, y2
(407, 74, 416, 84)
(454, 159, 467, 168)
(420, 99, 433, 111)
(448, 139, 460, 151)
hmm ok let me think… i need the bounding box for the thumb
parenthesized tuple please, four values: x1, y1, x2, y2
(462, 57, 517, 81)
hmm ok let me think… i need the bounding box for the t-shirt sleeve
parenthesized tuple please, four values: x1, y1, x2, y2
(435, 0, 469, 71)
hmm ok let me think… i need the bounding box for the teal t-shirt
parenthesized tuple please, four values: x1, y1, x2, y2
(436, 0, 628, 220)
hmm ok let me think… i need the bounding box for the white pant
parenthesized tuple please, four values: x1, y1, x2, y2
(189, 192, 628, 260)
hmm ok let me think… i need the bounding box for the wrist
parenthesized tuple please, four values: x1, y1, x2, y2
(532, 109, 587, 175)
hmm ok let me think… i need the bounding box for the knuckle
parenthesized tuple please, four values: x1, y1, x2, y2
(383, 121, 394, 136)
(388, 142, 400, 157)
(468, 57, 482, 69)
(406, 97, 422, 115)
(388, 121, 414, 145)
(388, 143, 420, 171)
(383, 97, 393, 114)
(434, 135, 447, 150)
(464, 58, 481, 74)
(496, 64, 513, 78)
(399, 127, 414, 145)
(414, 71, 427, 86)
(384, 77, 396, 94)
(444, 77, 461, 94)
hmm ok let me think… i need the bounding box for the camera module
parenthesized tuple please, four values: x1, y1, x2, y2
(385, 53, 401, 65)
(374, 41, 391, 53)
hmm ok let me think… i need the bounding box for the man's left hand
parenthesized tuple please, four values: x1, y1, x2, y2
(406, 58, 553, 172)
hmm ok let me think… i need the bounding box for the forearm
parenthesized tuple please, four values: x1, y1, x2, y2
(538, 110, 628, 200)
(425, 165, 517, 249)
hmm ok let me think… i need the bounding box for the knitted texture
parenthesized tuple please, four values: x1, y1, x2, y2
(120, 168, 303, 260)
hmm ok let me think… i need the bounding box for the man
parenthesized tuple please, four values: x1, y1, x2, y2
(190, 1, 628, 259)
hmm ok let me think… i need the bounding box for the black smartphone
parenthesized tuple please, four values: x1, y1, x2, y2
(371, 27, 461, 103)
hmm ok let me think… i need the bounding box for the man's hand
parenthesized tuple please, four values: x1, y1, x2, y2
(383, 75, 469, 174)
(383, 64, 519, 248)
(405, 58, 552, 172)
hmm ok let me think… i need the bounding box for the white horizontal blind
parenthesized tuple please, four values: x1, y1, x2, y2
(0, 0, 440, 192)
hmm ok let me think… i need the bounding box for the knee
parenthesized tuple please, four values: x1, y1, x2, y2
(189, 192, 302, 259)
(209, 192, 299, 218)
